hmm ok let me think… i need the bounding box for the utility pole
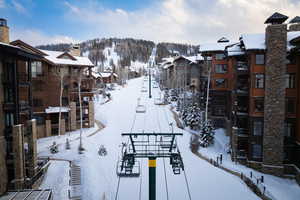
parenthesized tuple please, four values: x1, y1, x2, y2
(149, 157, 156, 200)
(149, 67, 152, 98)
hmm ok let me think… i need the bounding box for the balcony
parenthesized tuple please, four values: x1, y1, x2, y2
(236, 128, 249, 137)
(236, 61, 248, 72)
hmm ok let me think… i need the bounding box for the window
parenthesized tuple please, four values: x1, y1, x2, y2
(215, 53, 225, 60)
(254, 98, 264, 112)
(4, 87, 14, 103)
(5, 113, 14, 127)
(255, 54, 265, 65)
(284, 122, 294, 137)
(31, 61, 42, 77)
(253, 120, 263, 136)
(254, 74, 264, 88)
(286, 98, 295, 114)
(215, 78, 227, 88)
(286, 73, 296, 89)
(252, 144, 262, 158)
(215, 64, 228, 73)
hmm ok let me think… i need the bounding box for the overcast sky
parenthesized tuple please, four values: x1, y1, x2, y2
(1, 0, 300, 46)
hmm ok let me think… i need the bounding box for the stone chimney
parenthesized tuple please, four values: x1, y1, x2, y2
(69, 44, 81, 57)
(262, 12, 287, 176)
(0, 18, 9, 44)
(289, 16, 300, 31)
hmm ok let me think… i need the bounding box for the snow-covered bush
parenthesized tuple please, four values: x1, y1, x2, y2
(181, 103, 202, 130)
(199, 120, 215, 147)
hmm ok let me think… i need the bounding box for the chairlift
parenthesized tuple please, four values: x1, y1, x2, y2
(136, 105, 146, 113)
(98, 145, 107, 156)
(170, 153, 184, 175)
(116, 159, 140, 178)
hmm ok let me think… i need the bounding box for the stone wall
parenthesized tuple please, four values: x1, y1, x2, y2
(70, 102, 77, 131)
(0, 26, 9, 44)
(45, 120, 51, 137)
(27, 120, 37, 178)
(12, 125, 25, 189)
(88, 101, 95, 127)
(263, 24, 287, 176)
(0, 136, 7, 195)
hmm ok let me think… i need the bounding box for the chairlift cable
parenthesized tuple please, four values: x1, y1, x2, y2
(161, 103, 192, 200)
(155, 102, 169, 200)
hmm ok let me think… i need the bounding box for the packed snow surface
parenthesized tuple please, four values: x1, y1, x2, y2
(39, 77, 262, 200)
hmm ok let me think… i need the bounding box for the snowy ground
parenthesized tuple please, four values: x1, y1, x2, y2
(39, 77, 261, 200)
(197, 128, 300, 200)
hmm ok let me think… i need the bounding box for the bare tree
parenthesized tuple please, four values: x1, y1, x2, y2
(57, 66, 68, 137)
(78, 68, 84, 153)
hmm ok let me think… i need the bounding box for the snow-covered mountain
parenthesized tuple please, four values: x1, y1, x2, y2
(36, 38, 198, 72)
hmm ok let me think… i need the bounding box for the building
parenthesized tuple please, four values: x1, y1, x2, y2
(9, 40, 95, 138)
(229, 13, 300, 176)
(199, 37, 235, 129)
(0, 18, 46, 194)
(100, 72, 118, 84)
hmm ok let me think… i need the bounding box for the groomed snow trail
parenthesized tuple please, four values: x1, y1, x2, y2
(40, 77, 260, 200)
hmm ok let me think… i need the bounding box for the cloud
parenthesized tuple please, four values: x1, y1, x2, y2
(61, 0, 300, 44)
(0, 0, 5, 8)
(12, 0, 27, 14)
(11, 29, 79, 46)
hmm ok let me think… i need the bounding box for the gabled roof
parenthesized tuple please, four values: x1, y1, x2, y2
(56, 52, 77, 60)
(264, 12, 288, 24)
(10, 40, 48, 56)
(40, 49, 94, 67)
(199, 42, 234, 53)
(0, 42, 42, 60)
(289, 16, 300, 24)
(100, 72, 118, 78)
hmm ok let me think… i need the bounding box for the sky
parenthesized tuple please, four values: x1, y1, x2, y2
(1, 0, 300, 46)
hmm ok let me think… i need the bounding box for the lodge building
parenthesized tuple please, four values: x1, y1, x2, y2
(200, 13, 300, 177)
(0, 18, 95, 195)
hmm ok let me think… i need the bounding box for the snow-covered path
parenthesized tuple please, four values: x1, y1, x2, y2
(40, 77, 260, 200)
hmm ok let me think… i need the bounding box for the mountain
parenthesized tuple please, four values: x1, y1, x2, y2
(36, 38, 199, 72)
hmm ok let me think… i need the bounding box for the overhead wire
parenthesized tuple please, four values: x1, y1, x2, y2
(161, 100, 192, 200)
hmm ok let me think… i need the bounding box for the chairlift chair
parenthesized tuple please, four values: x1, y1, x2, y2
(136, 105, 146, 113)
(116, 159, 140, 178)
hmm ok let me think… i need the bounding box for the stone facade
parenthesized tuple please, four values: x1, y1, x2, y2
(12, 125, 25, 189)
(0, 25, 9, 44)
(70, 102, 77, 131)
(45, 120, 52, 137)
(263, 24, 287, 176)
(0, 136, 7, 194)
(60, 119, 66, 135)
(27, 120, 37, 178)
(88, 101, 95, 127)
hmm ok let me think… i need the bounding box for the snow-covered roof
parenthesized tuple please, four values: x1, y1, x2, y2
(0, 41, 21, 49)
(199, 42, 233, 52)
(100, 72, 118, 78)
(240, 33, 265, 50)
(164, 63, 174, 69)
(226, 43, 245, 56)
(45, 107, 70, 113)
(91, 70, 101, 78)
(39, 49, 94, 67)
(241, 31, 300, 50)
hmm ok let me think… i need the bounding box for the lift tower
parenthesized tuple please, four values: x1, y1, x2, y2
(117, 132, 184, 200)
